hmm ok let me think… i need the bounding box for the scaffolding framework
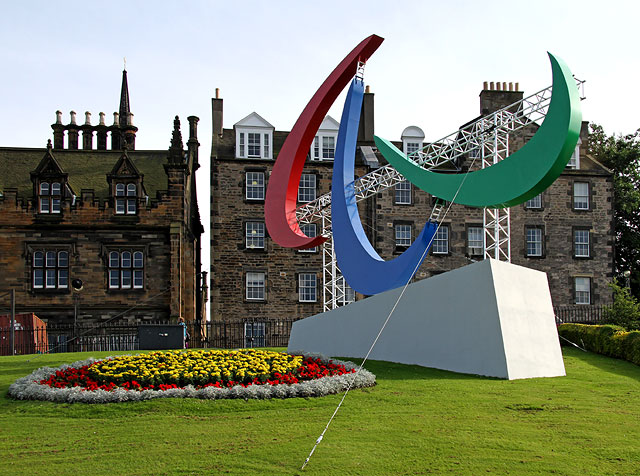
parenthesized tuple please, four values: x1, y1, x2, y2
(295, 79, 584, 310)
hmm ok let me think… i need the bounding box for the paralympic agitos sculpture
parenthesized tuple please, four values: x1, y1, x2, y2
(265, 34, 582, 296)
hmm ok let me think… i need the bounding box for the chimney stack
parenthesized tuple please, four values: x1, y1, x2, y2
(357, 85, 375, 143)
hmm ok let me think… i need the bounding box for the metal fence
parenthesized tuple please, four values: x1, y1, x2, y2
(553, 305, 607, 324)
(0, 305, 610, 356)
(0, 319, 298, 356)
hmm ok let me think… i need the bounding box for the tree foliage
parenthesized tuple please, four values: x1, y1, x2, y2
(602, 280, 640, 330)
(588, 124, 640, 298)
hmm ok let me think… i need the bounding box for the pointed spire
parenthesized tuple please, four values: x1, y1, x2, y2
(119, 68, 131, 128)
(168, 116, 185, 165)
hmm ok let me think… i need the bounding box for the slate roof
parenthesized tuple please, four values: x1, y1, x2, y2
(0, 147, 169, 199)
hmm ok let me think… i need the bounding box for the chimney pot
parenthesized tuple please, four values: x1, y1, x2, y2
(496, 82, 501, 91)
(502, 82, 507, 91)
(215, 88, 220, 99)
(365, 85, 371, 94)
(483, 81, 488, 90)
(508, 82, 513, 92)
(515, 82, 519, 91)
(99, 112, 106, 126)
(113, 112, 119, 126)
(55, 110, 63, 124)
(70, 110, 77, 125)
(127, 113, 134, 126)
(84, 111, 91, 125)
(489, 81, 495, 90)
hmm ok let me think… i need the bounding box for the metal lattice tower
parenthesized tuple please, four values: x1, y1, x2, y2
(296, 79, 584, 310)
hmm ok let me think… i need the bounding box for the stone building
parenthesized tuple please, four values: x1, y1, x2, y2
(210, 83, 614, 333)
(0, 71, 205, 325)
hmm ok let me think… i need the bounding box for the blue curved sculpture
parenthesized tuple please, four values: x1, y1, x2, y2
(331, 78, 438, 296)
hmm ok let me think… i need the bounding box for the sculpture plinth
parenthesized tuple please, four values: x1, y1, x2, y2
(288, 259, 565, 380)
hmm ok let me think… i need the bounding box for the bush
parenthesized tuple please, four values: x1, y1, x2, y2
(603, 280, 640, 330)
(558, 323, 640, 366)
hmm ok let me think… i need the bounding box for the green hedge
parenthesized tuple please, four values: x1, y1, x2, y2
(558, 323, 640, 366)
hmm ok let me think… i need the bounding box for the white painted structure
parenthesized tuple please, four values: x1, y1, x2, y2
(288, 259, 565, 380)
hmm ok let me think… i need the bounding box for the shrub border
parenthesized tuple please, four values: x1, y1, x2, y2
(558, 323, 640, 366)
(8, 352, 376, 404)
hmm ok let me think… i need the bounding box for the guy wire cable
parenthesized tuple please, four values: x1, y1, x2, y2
(301, 152, 481, 470)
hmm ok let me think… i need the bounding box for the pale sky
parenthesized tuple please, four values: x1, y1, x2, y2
(1, 0, 639, 284)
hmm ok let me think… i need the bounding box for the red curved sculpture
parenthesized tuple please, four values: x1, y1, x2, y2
(265, 34, 384, 250)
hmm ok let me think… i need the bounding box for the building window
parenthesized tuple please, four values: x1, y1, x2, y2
(525, 227, 543, 257)
(342, 283, 356, 304)
(108, 250, 144, 290)
(245, 221, 265, 250)
(395, 224, 412, 248)
(244, 322, 265, 348)
(467, 226, 484, 257)
(246, 272, 265, 300)
(573, 182, 589, 210)
(432, 225, 449, 254)
(310, 134, 337, 160)
(322, 136, 335, 159)
(39, 181, 62, 214)
(574, 229, 590, 258)
(395, 180, 412, 205)
(299, 273, 317, 302)
(298, 174, 316, 203)
(246, 172, 265, 200)
(298, 223, 318, 253)
(115, 183, 137, 214)
(405, 142, 421, 155)
(567, 139, 582, 169)
(237, 131, 272, 159)
(575, 277, 591, 305)
(525, 194, 542, 209)
(33, 250, 68, 289)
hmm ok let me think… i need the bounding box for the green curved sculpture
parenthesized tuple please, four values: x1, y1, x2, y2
(374, 53, 582, 209)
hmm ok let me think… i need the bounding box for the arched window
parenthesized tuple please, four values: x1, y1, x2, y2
(32, 249, 68, 289)
(108, 250, 144, 290)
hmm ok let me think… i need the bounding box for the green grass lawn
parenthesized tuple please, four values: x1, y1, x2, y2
(1, 347, 639, 476)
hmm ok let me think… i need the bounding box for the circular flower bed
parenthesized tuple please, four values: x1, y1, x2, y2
(8, 350, 376, 403)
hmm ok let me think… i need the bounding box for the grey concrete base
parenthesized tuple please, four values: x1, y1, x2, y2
(288, 259, 565, 380)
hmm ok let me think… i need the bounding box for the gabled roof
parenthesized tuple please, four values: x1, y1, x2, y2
(318, 115, 339, 132)
(30, 142, 65, 177)
(233, 112, 274, 129)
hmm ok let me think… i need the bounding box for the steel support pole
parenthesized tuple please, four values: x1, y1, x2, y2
(10, 289, 15, 356)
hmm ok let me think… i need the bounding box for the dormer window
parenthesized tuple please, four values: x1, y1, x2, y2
(401, 126, 425, 157)
(39, 181, 62, 214)
(567, 137, 582, 169)
(115, 183, 137, 214)
(234, 112, 274, 159)
(310, 116, 339, 161)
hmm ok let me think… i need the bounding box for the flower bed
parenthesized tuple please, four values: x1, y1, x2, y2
(8, 350, 376, 403)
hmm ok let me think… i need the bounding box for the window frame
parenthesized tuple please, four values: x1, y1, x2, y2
(245, 171, 266, 201)
(573, 228, 591, 258)
(115, 182, 137, 215)
(298, 272, 318, 303)
(525, 225, 544, 258)
(574, 276, 591, 305)
(394, 223, 412, 249)
(524, 193, 543, 210)
(298, 173, 317, 203)
(245, 271, 266, 301)
(394, 180, 412, 205)
(107, 249, 144, 290)
(32, 249, 69, 291)
(298, 223, 318, 253)
(432, 224, 449, 255)
(573, 182, 590, 211)
(310, 134, 337, 161)
(236, 130, 273, 159)
(466, 225, 484, 257)
(38, 181, 63, 214)
(245, 221, 266, 250)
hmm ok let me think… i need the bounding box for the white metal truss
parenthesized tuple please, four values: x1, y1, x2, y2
(295, 79, 584, 309)
(481, 114, 511, 261)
